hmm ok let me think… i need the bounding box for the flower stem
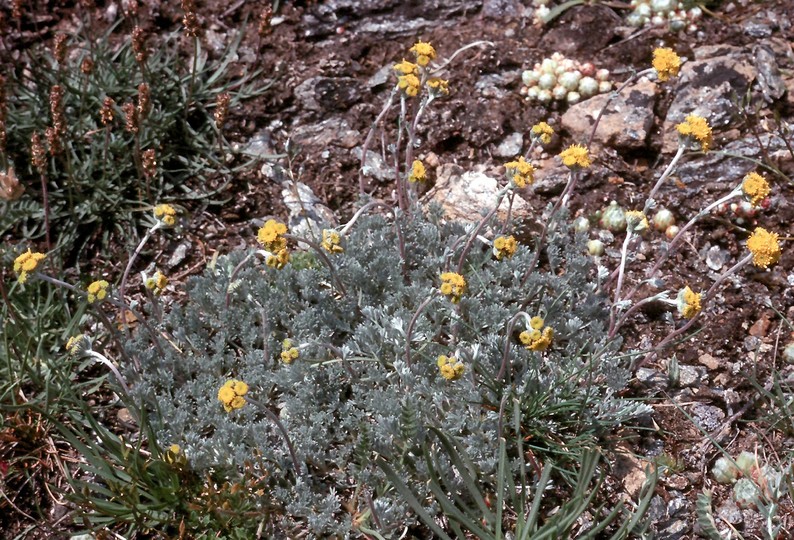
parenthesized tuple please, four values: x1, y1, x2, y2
(405, 294, 437, 367)
(359, 87, 398, 196)
(644, 145, 685, 212)
(120, 223, 161, 334)
(608, 230, 636, 336)
(636, 253, 753, 370)
(283, 234, 347, 297)
(586, 68, 653, 151)
(87, 350, 132, 396)
(456, 188, 509, 274)
(246, 396, 303, 477)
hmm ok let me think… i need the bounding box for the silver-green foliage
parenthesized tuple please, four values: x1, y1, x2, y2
(129, 204, 651, 536)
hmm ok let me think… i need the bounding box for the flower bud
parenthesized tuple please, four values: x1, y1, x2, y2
(652, 208, 675, 231)
(587, 239, 605, 256)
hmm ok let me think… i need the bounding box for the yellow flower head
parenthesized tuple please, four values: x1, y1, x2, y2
(257, 219, 288, 252)
(652, 48, 681, 82)
(393, 59, 418, 76)
(154, 203, 177, 227)
(742, 172, 770, 207)
(440, 272, 466, 304)
(144, 270, 168, 295)
(426, 77, 449, 96)
(559, 144, 591, 169)
(676, 114, 712, 152)
(747, 227, 781, 269)
(280, 338, 300, 364)
(625, 210, 649, 232)
(677, 286, 702, 319)
(86, 280, 110, 304)
(531, 122, 554, 145)
(163, 443, 187, 466)
(66, 334, 89, 356)
(13, 249, 46, 284)
(266, 248, 291, 270)
(218, 379, 248, 412)
(519, 323, 553, 351)
(321, 229, 344, 254)
(398, 74, 420, 97)
(408, 159, 427, 183)
(493, 235, 517, 260)
(437, 355, 465, 381)
(410, 40, 436, 67)
(504, 156, 535, 188)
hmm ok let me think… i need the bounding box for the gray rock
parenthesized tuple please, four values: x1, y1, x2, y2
(367, 64, 393, 88)
(482, 0, 520, 18)
(292, 118, 361, 149)
(658, 519, 689, 540)
(494, 132, 524, 158)
(678, 365, 703, 388)
(674, 133, 790, 191)
(705, 244, 728, 271)
(667, 496, 688, 517)
(282, 182, 336, 240)
(561, 78, 657, 151)
(717, 499, 743, 525)
(637, 367, 667, 388)
(294, 77, 362, 112)
(242, 130, 277, 159)
(425, 164, 530, 223)
(353, 147, 395, 183)
(662, 46, 756, 152)
(754, 43, 787, 102)
(743, 20, 772, 38)
(690, 403, 725, 432)
(167, 241, 191, 269)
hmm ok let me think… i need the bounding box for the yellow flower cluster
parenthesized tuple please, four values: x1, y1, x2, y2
(440, 272, 466, 304)
(87, 280, 109, 303)
(531, 122, 554, 145)
(66, 334, 88, 356)
(13, 249, 46, 283)
(504, 156, 535, 188)
(398, 73, 421, 97)
(154, 203, 177, 226)
(280, 338, 300, 364)
(393, 59, 418, 76)
(747, 227, 781, 269)
(677, 286, 702, 319)
(625, 210, 649, 232)
(321, 229, 344, 253)
(266, 248, 291, 270)
(519, 316, 554, 351)
(164, 443, 186, 466)
(218, 379, 248, 412)
(257, 219, 288, 252)
(408, 159, 427, 183)
(652, 48, 681, 82)
(144, 270, 168, 295)
(676, 114, 712, 152)
(493, 235, 517, 260)
(410, 40, 436, 67)
(742, 172, 770, 207)
(437, 355, 465, 381)
(426, 77, 449, 96)
(559, 144, 591, 169)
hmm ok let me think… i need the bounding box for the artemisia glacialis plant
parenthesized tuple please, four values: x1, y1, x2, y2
(122, 41, 652, 537)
